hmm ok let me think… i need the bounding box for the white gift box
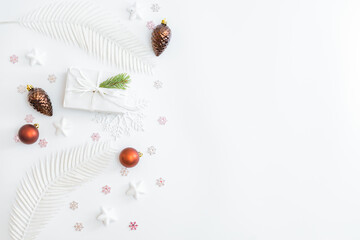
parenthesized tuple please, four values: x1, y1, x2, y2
(63, 67, 143, 113)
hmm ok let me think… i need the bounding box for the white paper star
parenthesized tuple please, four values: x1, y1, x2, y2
(127, 2, 142, 20)
(97, 207, 118, 226)
(25, 49, 46, 66)
(53, 117, 71, 136)
(126, 181, 146, 199)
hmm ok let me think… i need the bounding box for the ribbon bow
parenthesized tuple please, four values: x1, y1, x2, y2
(67, 67, 140, 112)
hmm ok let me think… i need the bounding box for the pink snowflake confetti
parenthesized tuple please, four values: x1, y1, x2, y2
(154, 80, 163, 89)
(9, 55, 18, 64)
(147, 146, 156, 155)
(14, 135, 20, 143)
(156, 178, 165, 187)
(38, 139, 48, 148)
(129, 221, 138, 230)
(17, 85, 26, 94)
(102, 185, 111, 195)
(91, 133, 100, 142)
(146, 21, 155, 30)
(48, 74, 56, 83)
(120, 168, 129, 176)
(70, 201, 78, 210)
(150, 3, 160, 12)
(158, 116, 167, 125)
(24, 114, 35, 123)
(74, 222, 84, 231)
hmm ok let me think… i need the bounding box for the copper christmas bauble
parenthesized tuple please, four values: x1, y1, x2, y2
(119, 147, 140, 168)
(151, 19, 172, 56)
(27, 85, 53, 116)
(18, 124, 39, 144)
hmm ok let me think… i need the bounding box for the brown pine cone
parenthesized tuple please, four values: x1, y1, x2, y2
(27, 85, 53, 116)
(151, 19, 172, 56)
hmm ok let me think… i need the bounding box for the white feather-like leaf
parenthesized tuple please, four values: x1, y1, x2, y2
(16, 1, 153, 74)
(9, 141, 116, 240)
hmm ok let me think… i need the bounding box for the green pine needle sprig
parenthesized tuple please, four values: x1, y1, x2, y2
(99, 73, 131, 90)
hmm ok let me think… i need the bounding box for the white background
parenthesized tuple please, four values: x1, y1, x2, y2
(1, 0, 360, 239)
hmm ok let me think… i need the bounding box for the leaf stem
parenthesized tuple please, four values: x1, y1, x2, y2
(0, 21, 19, 24)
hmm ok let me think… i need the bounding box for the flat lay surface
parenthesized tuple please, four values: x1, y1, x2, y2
(1, 0, 360, 239)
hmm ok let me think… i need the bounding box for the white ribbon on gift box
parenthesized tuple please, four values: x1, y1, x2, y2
(66, 67, 141, 112)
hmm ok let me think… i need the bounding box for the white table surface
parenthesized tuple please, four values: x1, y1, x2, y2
(1, 0, 360, 239)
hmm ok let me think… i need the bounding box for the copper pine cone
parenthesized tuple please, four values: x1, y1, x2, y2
(27, 86, 53, 116)
(151, 20, 172, 56)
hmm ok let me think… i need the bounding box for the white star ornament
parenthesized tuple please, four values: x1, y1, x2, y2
(126, 181, 146, 199)
(97, 207, 118, 226)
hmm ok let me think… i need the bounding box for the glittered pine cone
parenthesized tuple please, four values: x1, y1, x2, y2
(151, 19, 172, 56)
(27, 85, 53, 116)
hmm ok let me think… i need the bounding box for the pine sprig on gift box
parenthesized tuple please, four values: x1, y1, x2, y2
(99, 74, 131, 90)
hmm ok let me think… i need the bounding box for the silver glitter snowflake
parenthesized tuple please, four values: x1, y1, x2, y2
(120, 168, 129, 176)
(14, 135, 20, 143)
(38, 139, 48, 148)
(74, 222, 84, 231)
(10, 54, 18, 64)
(150, 3, 160, 12)
(91, 132, 101, 142)
(17, 85, 26, 93)
(69, 201, 78, 210)
(48, 74, 56, 83)
(102, 185, 111, 194)
(158, 116, 167, 125)
(129, 221, 138, 230)
(24, 114, 35, 123)
(146, 21, 155, 30)
(153, 80, 163, 89)
(156, 178, 165, 187)
(147, 146, 156, 155)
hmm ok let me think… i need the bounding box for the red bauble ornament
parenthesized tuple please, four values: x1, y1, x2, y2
(18, 124, 39, 144)
(119, 147, 140, 168)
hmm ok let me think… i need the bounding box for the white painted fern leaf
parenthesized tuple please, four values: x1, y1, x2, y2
(15, 1, 153, 74)
(9, 141, 116, 240)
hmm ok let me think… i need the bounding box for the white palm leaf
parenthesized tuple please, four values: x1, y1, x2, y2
(9, 141, 116, 240)
(13, 1, 153, 74)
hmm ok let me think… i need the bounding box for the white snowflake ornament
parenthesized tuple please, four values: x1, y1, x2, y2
(127, 2, 142, 20)
(53, 117, 71, 136)
(126, 181, 146, 200)
(97, 207, 118, 226)
(94, 112, 145, 138)
(25, 49, 46, 66)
